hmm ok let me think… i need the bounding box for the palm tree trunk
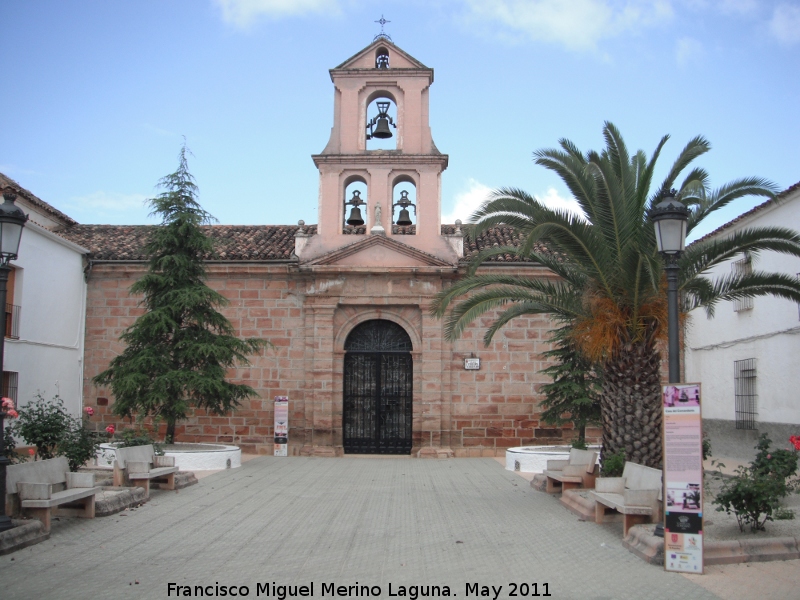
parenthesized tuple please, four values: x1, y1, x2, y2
(600, 340, 663, 469)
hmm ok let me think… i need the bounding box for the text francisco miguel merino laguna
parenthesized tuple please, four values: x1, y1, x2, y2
(167, 581, 552, 598)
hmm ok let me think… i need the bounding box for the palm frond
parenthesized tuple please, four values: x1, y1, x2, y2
(680, 226, 800, 284)
(684, 271, 800, 316)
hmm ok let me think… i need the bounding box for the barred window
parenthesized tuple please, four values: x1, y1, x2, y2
(734, 359, 757, 430)
(732, 256, 753, 312)
(2, 371, 18, 408)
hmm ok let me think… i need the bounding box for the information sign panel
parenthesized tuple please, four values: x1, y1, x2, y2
(274, 396, 289, 457)
(663, 383, 704, 574)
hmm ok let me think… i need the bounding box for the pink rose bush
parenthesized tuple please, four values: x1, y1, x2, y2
(1, 397, 17, 418)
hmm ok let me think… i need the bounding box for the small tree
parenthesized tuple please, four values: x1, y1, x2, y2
(93, 146, 268, 442)
(538, 324, 602, 446)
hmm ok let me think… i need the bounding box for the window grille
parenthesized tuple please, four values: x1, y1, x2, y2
(732, 257, 753, 312)
(734, 359, 757, 430)
(2, 371, 18, 408)
(4, 303, 20, 339)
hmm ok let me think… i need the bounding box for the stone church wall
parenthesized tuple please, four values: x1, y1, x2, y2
(84, 262, 576, 456)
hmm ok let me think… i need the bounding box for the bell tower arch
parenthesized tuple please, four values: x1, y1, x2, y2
(302, 38, 457, 264)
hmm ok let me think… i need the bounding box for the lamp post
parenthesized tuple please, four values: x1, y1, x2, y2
(0, 188, 28, 533)
(650, 189, 689, 381)
(648, 188, 689, 539)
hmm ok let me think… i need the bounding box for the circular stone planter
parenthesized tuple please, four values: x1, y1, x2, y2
(505, 445, 600, 473)
(96, 442, 241, 471)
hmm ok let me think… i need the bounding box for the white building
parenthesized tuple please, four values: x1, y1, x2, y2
(685, 181, 800, 456)
(0, 174, 88, 418)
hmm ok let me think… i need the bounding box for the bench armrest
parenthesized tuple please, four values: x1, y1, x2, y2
(18, 482, 52, 500)
(153, 455, 175, 468)
(127, 460, 151, 474)
(545, 459, 569, 472)
(595, 477, 625, 494)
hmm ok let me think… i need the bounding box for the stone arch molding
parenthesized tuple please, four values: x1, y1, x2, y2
(334, 307, 422, 355)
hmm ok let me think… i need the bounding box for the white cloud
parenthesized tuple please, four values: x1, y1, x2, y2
(460, 0, 674, 51)
(443, 180, 584, 224)
(538, 187, 586, 220)
(443, 178, 493, 224)
(66, 191, 149, 214)
(676, 36, 704, 66)
(214, 0, 342, 28)
(769, 3, 800, 45)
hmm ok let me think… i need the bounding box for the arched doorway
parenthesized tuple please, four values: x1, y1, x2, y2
(343, 319, 413, 454)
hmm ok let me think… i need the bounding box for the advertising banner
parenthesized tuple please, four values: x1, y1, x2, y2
(663, 383, 704, 574)
(274, 396, 289, 457)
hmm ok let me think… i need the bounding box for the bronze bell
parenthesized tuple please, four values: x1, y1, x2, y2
(396, 208, 412, 226)
(346, 206, 364, 226)
(372, 117, 393, 139)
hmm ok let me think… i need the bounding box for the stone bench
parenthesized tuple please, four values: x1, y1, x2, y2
(6, 456, 101, 532)
(590, 462, 662, 536)
(542, 448, 599, 493)
(113, 444, 179, 496)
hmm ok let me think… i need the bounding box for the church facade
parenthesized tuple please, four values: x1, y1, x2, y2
(64, 39, 573, 457)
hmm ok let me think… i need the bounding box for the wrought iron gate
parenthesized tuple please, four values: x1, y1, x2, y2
(343, 320, 413, 454)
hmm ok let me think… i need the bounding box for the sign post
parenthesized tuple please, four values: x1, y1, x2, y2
(274, 396, 289, 457)
(662, 383, 704, 574)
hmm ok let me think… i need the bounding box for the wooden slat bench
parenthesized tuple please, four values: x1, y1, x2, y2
(6, 456, 101, 532)
(542, 449, 599, 493)
(113, 444, 178, 496)
(590, 462, 662, 536)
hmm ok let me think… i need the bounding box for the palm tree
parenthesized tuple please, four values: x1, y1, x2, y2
(432, 122, 800, 468)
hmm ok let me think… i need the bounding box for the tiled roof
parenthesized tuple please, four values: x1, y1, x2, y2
(0, 173, 78, 227)
(60, 222, 544, 264)
(61, 224, 317, 261)
(691, 180, 800, 245)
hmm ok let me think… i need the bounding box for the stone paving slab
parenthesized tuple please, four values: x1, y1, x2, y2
(0, 457, 760, 599)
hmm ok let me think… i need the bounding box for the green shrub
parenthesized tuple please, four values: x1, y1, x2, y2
(7, 394, 105, 471)
(571, 437, 589, 450)
(713, 434, 799, 532)
(601, 450, 625, 477)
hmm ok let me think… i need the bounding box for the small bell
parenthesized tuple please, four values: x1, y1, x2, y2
(346, 206, 364, 226)
(345, 190, 366, 227)
(393, 190, 416, 227)
(366, 100, 395, 140)
(371, 117, 393, 139)
(395, 208, 412, 227)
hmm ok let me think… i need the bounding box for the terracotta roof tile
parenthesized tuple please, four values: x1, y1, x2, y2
(0, 173, 77, 227)
(60, 222, 545, 264)
(61, 224, 317, 261)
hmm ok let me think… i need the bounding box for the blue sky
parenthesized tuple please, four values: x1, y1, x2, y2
(2, 0, 798, 241)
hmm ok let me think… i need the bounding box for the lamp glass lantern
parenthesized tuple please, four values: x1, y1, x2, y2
(650, 191, 689, 255)
(0, 191, 28, 266)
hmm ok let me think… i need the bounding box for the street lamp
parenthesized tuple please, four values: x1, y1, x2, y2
(0, 188, 28, 533)
(649, 189, 689, 383)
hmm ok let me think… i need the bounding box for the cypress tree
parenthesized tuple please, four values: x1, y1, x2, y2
(539, 324, 602, 446)
(93, 146, 268, 442)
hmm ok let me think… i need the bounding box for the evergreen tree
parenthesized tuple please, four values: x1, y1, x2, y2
(93, 146, 268, 442)
(538, 324, 602, 446)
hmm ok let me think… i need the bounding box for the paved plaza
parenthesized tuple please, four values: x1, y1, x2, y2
(0, 456, 797, 599)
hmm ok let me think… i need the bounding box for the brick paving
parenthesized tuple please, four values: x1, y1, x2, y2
(0, 456, 792, 599)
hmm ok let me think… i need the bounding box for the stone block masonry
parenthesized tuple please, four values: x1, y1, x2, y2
(83, 262, 575, 456)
